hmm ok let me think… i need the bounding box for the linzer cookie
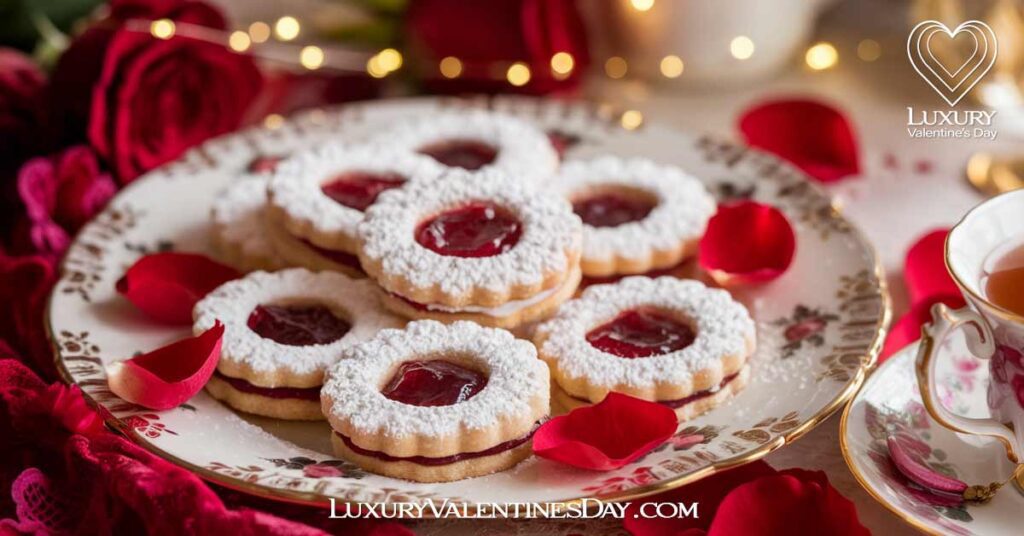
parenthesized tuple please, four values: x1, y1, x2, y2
(556, 156, 715, 278)
(357, 168, 582, 329)
(321, 320, 549, 482)
(267, 143, 444, 254)
(263, 216, 366, 277)
(210, 177, 284, 272)
(534, 276, 756, 420)
(373, 111, 558, 179)
(193, 269, 404, 420)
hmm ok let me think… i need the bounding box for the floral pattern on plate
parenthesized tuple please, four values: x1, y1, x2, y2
(842, 340, 1023, 536)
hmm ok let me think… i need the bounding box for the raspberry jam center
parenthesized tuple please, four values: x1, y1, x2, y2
(247, 304, 351, 346)
(321, 171, 405, 211)
(415, 202, 521, 258)
(418, 139, 498, 170)
(381, 360, 487, 407)
(586, 309, 695, 358)
(572, 192, 656, 228)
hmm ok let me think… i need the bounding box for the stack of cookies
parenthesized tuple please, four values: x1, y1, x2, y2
(199, 109, 756, 482)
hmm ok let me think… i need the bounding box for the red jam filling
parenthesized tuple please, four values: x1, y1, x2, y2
(572, 192, 656, 228)
(547, 130, 579, 159)
(214, 371, 321, 401)
(298, 238, 364, 272)
(415, 202, 521, 258)
(418, 139, 498, 170)
(336, 423, 538, 466)
(248, 155, 284, 174)
(569, 372, 740, 409)
(320, 171, 405, 211)
(586, 309, 695, 358)
(381, 360, 487, 407)
(247, 304, 351, 346)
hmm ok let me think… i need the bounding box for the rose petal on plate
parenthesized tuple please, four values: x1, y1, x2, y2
(880, 294, 966, 362)
(106, 322, 224, 410)
(698, 200, 796, 286)
(116, 252, 239, 324)
(887, 435, 968, 495)
(904, 229, 959, 306)
(532, 392, 678, 471)
(738, 99, 860, 183)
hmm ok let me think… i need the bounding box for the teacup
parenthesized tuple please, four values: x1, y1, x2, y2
(917, 188, 1024, 462)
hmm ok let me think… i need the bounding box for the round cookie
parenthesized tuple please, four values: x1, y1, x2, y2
(321, 320, 549, 482)
(357, 167, 582, 309)
(193, 269, 404, 420)
(267, 142, 444, 253)
(372, 110, 558, 181)
(555, 156, 715, 277)
(210, 177, 283, 272)
(534, 276, 756, 419)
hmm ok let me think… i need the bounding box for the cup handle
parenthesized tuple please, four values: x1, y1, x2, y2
(915, 303, 1020, 463)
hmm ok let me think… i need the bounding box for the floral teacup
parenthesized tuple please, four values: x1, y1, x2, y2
(917, 189, 1024, 463)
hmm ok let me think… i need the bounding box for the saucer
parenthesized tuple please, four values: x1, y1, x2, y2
(842, 338, 1024, 535)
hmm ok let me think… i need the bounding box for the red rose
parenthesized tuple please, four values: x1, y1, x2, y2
(15, 146, 116, 257)
(1011, 374, 1024, 408)
(406, 0, 589, 95)
(0, 48, 51, 174)
(784, 318, 826, 342)
(0, 254, 57, 378)
(87, 28, 262, 182)
(48, 0, 256, 182)
(624, 461, 868, 536)
(50, 0, 226, 140)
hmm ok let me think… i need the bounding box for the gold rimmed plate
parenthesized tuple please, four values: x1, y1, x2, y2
(50, 96, 889, 512)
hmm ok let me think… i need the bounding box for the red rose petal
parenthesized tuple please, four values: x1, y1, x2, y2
(704, 469, 869, 536)
(904, 229, 959, 306)
(887, 435, 968, 495)
(624, 460, 777, 535)
(117, 252, 239, 325)
(880, 294, 966, 362)
(106, 322, 223, 410)
(698, 201, 796, 286)
(738, 99, 860, 183)
(532, 393, 677, 471)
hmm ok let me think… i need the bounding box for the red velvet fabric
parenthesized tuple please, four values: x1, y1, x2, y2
(0, 354, 411, 535)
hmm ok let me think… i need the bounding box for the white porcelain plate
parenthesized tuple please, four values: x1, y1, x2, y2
(842, 339, 1024, 535)
(49, 96, 889, 510)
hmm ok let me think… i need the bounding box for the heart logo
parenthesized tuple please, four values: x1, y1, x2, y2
(907, 20, 998, 106)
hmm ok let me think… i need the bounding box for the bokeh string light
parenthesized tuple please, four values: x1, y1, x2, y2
(127, 16, 881, 93)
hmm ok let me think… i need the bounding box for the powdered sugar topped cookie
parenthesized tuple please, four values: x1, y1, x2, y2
(358, 168, 582, 307)
(373, 111, 558, 181)
(534, 276, 755, 411)
(322, 319, 547, 454)
(555, 157, 715, 277)
(267, 143, 444, 253)
(322, 320, 549, 482)
(211, 177, 282, 272)
(193, 268, 404, 388)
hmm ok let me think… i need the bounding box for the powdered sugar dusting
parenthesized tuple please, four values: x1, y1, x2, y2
(372, 111, 557, 181)
(268, 143, 444, 247)
(359, 168, 582, 298)
(193, 269, 404, 381)
(322, 320, 549, 438)
(211, 177, 282, 270)
(536, 276, 755, 389)
(555, 157, 715, 262)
